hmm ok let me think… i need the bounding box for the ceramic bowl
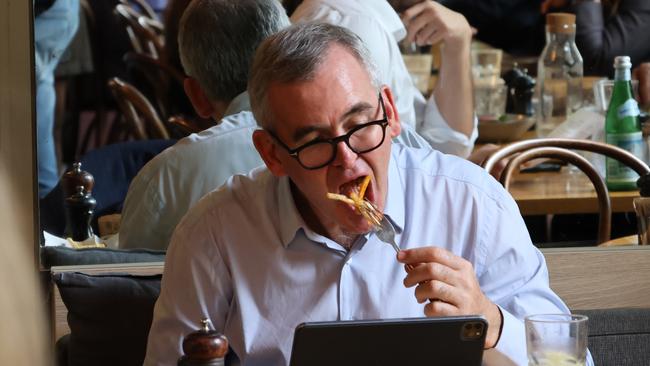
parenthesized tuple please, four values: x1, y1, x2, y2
(477, 114, 535, 143)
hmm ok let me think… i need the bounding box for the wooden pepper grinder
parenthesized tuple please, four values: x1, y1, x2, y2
(63, 186, 97, 241)
(178, 318, 229, 366)
(62, 162, 94, 198)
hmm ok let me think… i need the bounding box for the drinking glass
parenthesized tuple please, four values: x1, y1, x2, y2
(474, 83, 507, 119)
(525, 314, 588, 366)
(634, 197, 650, 245)
(593, 79, 639, 114)
(471, 48, 503, 86)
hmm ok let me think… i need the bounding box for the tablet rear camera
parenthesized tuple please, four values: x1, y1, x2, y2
(461, 321, 484, 340)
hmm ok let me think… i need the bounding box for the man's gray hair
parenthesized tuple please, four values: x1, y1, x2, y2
(248, 23, 381, 129)
(178, 0, 290, 102)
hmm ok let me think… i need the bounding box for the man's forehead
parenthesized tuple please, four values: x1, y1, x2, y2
(267, 46, 374, 104)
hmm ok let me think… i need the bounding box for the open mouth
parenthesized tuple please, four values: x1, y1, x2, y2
(339, 176, 372, 202)
(326, 176, 382, 227)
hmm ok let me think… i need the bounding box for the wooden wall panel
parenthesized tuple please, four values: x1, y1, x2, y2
(0, 0, 38, 263)
(543, 246, 650, 310)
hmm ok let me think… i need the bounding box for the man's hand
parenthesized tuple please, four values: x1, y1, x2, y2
(400, 1, 472, 51)
(633, 62, 650, 109)
(397, 247, 502, 348)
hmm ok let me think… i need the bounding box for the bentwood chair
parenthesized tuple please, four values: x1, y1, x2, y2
(108, 77, 170, 141)
(118, 0, 159, 21)
(167, 115, 206, 136)
(114, 3, 164, 59)
(482, 138, 650, 244)
(122, 52, 184, 118)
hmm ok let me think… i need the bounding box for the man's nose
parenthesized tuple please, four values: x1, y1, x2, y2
(331, 140, 357, 168)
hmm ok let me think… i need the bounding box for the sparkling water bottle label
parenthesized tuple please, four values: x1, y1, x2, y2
(617, 98, 640, 119)
(606, 131, 643, 182)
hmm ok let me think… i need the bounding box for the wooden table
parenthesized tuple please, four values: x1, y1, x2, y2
(509, 167, 639, 215)
(482, 349, 517, 366)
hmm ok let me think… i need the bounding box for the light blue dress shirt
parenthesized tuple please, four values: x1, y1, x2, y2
(119, 93, 263, 250)
(144, 143, 586, 366)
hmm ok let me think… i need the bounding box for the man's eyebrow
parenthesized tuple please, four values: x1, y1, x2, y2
(341, 101, 374, 121)
(291, 102, 375, 142)
(292, 125, 326, 142)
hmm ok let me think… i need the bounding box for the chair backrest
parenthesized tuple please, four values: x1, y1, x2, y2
(114, 3, 164, 59)
(108, 77, 170, 140)
(482, 138, 650, 244)
(123, 51, 185, 120)
(168, 115, 204, 136)
(119, 0, 158, 21)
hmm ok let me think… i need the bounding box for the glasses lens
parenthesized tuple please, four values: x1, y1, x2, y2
(298, 142, 335, 168)
(349, 122, 386, 153)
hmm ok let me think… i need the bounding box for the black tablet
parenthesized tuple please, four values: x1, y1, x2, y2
(289, 316, 487, 366)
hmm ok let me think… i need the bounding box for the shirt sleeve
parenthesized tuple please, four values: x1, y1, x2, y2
(118, 168, 171, 251)
(415, 92, 478, 157)
(143, 212, 233, 366)
(476, 189, 593, 365)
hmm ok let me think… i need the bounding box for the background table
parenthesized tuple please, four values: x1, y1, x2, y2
(509, 168, 639, 215)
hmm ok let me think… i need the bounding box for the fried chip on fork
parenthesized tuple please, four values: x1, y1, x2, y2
(326, 176, 383, 227)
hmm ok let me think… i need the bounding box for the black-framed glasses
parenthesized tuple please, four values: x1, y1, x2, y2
(267, 94, 389, 169)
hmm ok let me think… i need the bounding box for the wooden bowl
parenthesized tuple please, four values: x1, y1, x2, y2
(477, 114, 535, 143)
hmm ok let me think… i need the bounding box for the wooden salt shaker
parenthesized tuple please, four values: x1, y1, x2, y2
(178, 318, 228, 366)
(62, 162, 94, 198)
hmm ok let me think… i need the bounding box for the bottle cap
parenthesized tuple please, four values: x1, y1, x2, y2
(546, 13, 576, 34)
(614, 56, 632, 70)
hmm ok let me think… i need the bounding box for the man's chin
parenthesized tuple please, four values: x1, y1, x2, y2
(339, 217, 374, 235)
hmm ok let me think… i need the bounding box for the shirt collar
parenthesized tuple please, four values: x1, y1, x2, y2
(223, 91, 251, 117)
(276, 147, 405, 247)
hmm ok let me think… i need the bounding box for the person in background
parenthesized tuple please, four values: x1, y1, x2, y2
(34, 0, 79, 198)
(437, 0, 546, 57)
(542, 0, 650, 76)
(289, 0, 477, 158)
(118, 0, 288, 250)
(145, 22, 589, 365)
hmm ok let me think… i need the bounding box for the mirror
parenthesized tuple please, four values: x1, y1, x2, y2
(32, 0, 639, 264)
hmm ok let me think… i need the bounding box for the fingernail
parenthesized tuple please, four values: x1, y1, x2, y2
(397, 251, 405, 260)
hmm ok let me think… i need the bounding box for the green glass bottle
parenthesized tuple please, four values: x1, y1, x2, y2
(605, 56, 642, 191)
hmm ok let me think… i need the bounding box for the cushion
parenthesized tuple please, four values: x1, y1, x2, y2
(53, 272, 161, 366)
(42, 246, 165, 268)
(578, 308, 650, 366)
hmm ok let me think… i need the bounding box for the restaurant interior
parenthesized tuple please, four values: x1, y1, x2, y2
(1, 0, 650, 365)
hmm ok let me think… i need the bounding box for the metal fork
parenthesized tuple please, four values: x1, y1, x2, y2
(374, 215, 401, 254)
(358, 199, 401, 254)
(373, 213, 414, 271)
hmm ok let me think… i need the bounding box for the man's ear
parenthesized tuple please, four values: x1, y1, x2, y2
(252, 130, 288, 177)
(184, 77, 215, 118)
(381, 86, 402, 138)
